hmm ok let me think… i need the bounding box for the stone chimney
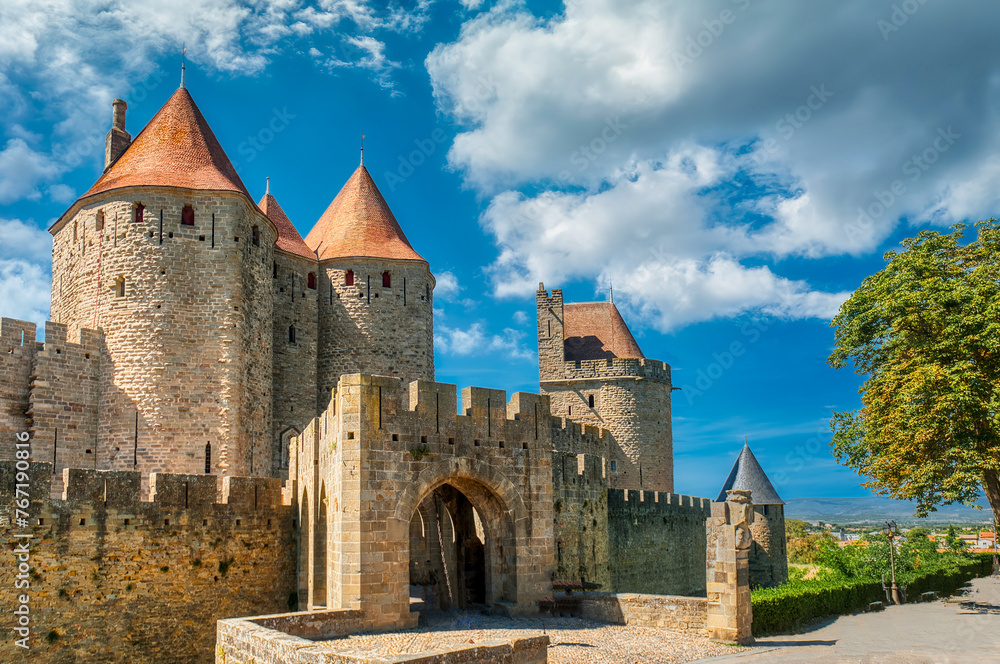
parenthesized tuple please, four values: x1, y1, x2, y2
(104, 98, 131, 171)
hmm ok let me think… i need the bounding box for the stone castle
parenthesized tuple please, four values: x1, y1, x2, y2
(1, 82, 786, 663)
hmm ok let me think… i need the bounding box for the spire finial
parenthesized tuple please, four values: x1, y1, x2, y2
(180, 45, 187, 89)
(609, 279, 614, 303)
(744, 434, 749, 447)
(360, 134, 365, 165)
(265, 176, 270, 195)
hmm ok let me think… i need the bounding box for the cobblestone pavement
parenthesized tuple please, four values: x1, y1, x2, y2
(326, 611, 748, 663)
(693, 574, 1000, 664)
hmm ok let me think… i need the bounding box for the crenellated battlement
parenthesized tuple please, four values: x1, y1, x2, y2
(1, 461, 292, 516)
(609, 488, 713, 515)
(554, 356, 671, 383)
(550, 415, 611, 455)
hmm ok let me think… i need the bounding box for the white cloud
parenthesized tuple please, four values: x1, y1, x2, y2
(0, 219, 52, 264)
(0, 0, 431, 201)
(0, 219, 51, 329)
(433, 270, 461, 299)
(428, 0, 1000, 329)
(436, 322, 534, 361)
(0, 260, 50, 329)
(0, 139, 61, 203)
(511, 310, 528, 324)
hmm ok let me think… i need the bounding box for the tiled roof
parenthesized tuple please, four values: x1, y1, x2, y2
(83, 87, 250, 199)
(258, 192, 315, 260)
(717, 444, 785, 505)
(563, 302, 644, 361)
(305, 164, 424, 262)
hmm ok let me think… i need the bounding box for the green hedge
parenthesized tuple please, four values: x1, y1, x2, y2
(751, 557, 993, 636)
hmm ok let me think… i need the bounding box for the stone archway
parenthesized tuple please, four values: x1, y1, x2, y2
(400, 473, 520, 614)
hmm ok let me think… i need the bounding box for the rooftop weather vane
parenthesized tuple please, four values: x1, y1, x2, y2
(181, 45, 187, 89)
(266, 176, 270, 195)
(361, 134, 366, 165)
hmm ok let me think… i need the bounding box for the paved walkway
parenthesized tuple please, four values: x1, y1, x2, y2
(696, 574, 1000, 664)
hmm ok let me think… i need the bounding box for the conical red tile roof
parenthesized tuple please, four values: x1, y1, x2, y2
(83, 87, 250, 199)
(563, 302, 644, 361)
(305, 164, 424, 262)
(258, 191, 315, 260)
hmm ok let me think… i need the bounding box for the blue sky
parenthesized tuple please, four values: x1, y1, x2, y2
(2, 0, 999, 501)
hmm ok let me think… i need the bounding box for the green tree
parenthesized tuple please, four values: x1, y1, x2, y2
(828, 220, 1000, 533)
(786, 519, 810, 540)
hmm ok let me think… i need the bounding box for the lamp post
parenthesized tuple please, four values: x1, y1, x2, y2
(883, 520, 903, 604)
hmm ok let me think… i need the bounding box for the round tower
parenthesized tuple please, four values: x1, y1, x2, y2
(717, 443, 788, 588)
(48, 87, 277, 480)
(305, 161, 434, 405)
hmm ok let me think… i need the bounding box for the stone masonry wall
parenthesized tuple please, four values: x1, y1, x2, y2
(316, 258, 434, 405)
(0, 461, 296, 663)
(48, 189, 277, 480)
(293, 375, 554, 629)
(749, 504, 788, 588)
(0, 319, 37, 442)
(608, 489, 711, 597)
(550, 417, 611, 591)
(271, 251, 319, 479)
(537, 288, 673, 493)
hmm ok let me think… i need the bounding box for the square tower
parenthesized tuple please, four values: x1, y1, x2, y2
(537, 284, 674, 492)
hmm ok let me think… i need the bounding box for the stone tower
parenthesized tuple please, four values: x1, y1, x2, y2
(305, 162, 434, 407)
(536, 285, 674, 492)
(47, 85, 278, 480)
(259, 184, 319, 477)
(717, 442, 788, 588)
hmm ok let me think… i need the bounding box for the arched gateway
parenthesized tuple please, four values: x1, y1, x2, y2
(293, 375, 555, 630)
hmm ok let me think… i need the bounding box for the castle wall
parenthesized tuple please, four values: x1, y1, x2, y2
(607, 489, 711, 597)
(316, 258, 433, 403)
(294, 375, 554, 629)
(550, 417, 611, 591)
(0, 319, 39, 449)
(749, 504, 788, 588)
(48, 190, 276, 479)
(0, 462, 296, 663)
(537, 288, 674, 493)
(271, 251, 319, 478)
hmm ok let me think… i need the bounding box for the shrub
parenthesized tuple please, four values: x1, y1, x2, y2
(752, 554, 991, 635)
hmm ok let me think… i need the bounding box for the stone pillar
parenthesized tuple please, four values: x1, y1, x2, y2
(706, 489, 755, 645)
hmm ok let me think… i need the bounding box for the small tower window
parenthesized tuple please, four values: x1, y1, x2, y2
(288, 325, 296, 344)
(181, 205, 195, 226)
(588, 394, 595, 408)
(115, 276, 126, 298)
(251, 226, 260, 246)
(205, 443, 212, 474)
(73, 221, 78, 242)
(134, 202, 145, 223)
(611, 460, 617, 472)
(96, 210, 105, 231)
(345, 269, 354, 286)
(382, 271, 391, 288)
(307, 272, 317, 289)
(273, 262, 278, 279)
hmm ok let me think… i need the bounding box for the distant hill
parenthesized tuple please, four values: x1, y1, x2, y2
(784, 496, 994, 526)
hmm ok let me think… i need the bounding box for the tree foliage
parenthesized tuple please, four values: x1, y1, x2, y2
(828, 220, 1000, 530)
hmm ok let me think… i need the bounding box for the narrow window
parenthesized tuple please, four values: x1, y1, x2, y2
(251, 226, 260, 246)
(73, 221, 78, 242)
(115, 276, 126, 298)
(588, 394, 595, 408)
(134, 202, 145, 224)
(181, 205, 195, 226)
(611, 460, 617, 472)
(272, 262, 278, 279)
(382, 271, 391, 288)
(568, 405, 572, 416)
(307, 272, 317, 290)
(96, 210, 105, 231)
(345, 269, 354, 286)
(205, 443, 211, 474)
(288, 325, 296, 344)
